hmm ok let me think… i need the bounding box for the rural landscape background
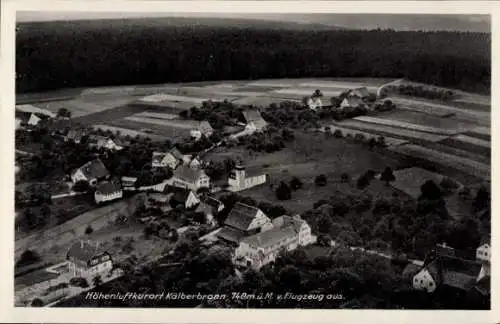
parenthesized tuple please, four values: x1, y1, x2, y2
(14, 12, 491, 310)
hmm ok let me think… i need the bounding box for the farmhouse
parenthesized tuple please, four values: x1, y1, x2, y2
(476, 237, 490, 263)
(65, 129, 87, 144)
(87, 135, 124, 151)
(348, 87, 371, 99)
(216, 202, 273, 245)
(71, 159, 110, 186)
(307, 96, 323, 111)
(227, 164, 267, 192)
(66, 240, 113, 280)
(171, 165, 210, 191)
(242, 109, 268, 132)
(94, 181, 123, 204)
(412, 252, 487, 294)
(190, 121, 214, 140)
(340, 97, 365, 109)
(168, 187, 200, 209)
(233, 214, 315, 270)
(152, 148, 184, 169)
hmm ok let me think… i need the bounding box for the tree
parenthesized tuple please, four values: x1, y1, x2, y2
(473, 185, 490, 212)
(289, 177, 303, 190)
(354, 133, 366, 143)
(73, 180, 90, 192)
(333, 129, 343, 138)
(275, 181, 292, 201)
(315, 174, 327, 187)
(439, 177, 459, 194)
(340, 172, 350, 183)
(16, 249, 41, 267)
(93, 274, 103, 287)
(57, 107, 71, 118)
(380, 167, 396, 186)
(31, 298, 44, 307)
(85, 224, 94, 235)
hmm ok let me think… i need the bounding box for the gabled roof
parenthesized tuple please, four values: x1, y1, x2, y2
(271, 215, 305, 231)
(95, 181, 122, 195)
(349, 87, 371, 98)
(424, 255, 483, 291)
(216, 226, 246, 244)
(67, 241, 108, 264)
(203, 196, 224, 209)
(241, 225, 298, 249)
(169, 187, 197, 204)
(197, 121, 214, 133)
(343, 97, 365, 107)
(169, 147, 184, 160)
(224, 202, 263, 231)
(242, 110, 268, 129)
(75, 159, 109, 180)
(174, 165, 207, 183)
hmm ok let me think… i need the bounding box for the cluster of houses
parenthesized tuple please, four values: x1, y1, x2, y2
(409, 239, 490, 296)
(212, 202, 316, 270)
(305, 87, 373, 111)
(229, 109, 268, 139)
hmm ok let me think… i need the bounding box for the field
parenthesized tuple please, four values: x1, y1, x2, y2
(390, 144, 490, 180)
(207, 131, 404, 213)
(375, 110, 476, 131)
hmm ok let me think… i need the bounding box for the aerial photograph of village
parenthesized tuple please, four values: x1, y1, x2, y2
(14, 12, 490, 309)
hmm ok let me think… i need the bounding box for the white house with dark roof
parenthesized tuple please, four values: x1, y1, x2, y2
(340, 97, 365, 109)
(94, 181, 123, 204)
(66, 240, 113, 279)
(152, 148, 184, 169)
(242, 110, 268, 132)
(87, 135, 123, 151)
(307, 96, 323, 111)
(227, 164, 267, 192)
(233, 214, 314, 270)
(412, 253, 488, 294)
(171, 165, 210, 191)
(190, 121, 214, 141)
(71, 159, 110, 186)
(167, 187, 200, 209)
(216, 202, 273, 245)
(476, 237, 490, 263)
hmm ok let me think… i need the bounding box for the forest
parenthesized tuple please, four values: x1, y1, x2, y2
(16, 19, 490, 94)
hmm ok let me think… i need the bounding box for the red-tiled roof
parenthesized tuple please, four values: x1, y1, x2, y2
(224, 202, 263, 231)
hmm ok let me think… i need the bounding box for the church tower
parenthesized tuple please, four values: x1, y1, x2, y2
(228, 164, 246, 191)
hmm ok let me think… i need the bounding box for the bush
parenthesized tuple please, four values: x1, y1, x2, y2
(16, 249, 41, 267)
(315, 174, 327, 187)
(275, 181, 292, 201)
(289, 177, 303, 190)
(439, 177, 459, 194)
(340, 172, 350, 183)
(332, 129, 343, 138)
(84, 225, 93, 235)
(31, 298, 44, 307)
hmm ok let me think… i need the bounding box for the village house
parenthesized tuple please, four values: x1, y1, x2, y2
(217, 202, 273, 245)
(347, 87, 371, 99)
(227, 164, 267, 192)
(192, 196, 224, 227)
(15, 111, 44, 128)
(66, 240, 113, 280)
(340, 97, 366, 109)
(190, 121, 214, 141)
(233, 214, 315, 270)
(71, 158, 110, 186)
(94, 181, 123, 204)
(242, 109, 268, 132)
(476, 237, 490, 263)
(171, 165, 210, 191)
(87, 135, 124, 151)
(307, 96, 323, 111)
(152, 147, 184, 169)
(121, 176, 138, 188)
(412, 244, 490, 295)
(167, 187, 200, 209)
(202, 196, 225, 213)
(65, 129, 87, 144)
(186, 155, 202, 169)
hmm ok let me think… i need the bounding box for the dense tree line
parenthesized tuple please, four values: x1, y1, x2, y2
(16, 21, 490, 94)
